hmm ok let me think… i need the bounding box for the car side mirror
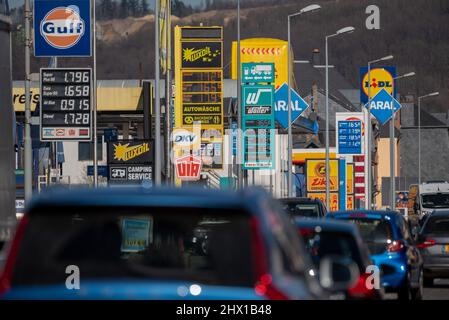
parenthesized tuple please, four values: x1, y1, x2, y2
(319, 255, 359, 292)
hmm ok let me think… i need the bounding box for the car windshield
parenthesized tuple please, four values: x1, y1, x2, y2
(300, 229, 364, 271)
(423, 216, 449, 235)
(421, 194, 449, 209)
(344, 218, 393, 255)
(283, 203, 320, 218)
(11, 206, 256, 287)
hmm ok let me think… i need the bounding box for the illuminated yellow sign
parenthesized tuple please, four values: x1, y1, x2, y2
(306, 159, 339, 192)
(346, 163, 354, 195)
(308, 193, 339, 211)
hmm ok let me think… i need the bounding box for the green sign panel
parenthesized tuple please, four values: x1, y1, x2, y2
(242, 63, 274, 84)
(242, 84, 275, 170)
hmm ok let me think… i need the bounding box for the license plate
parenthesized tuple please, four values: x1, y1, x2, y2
(442, 245, 449, 253)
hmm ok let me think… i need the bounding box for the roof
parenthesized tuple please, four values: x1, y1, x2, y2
(331, 210, 399, 217)
(27, 186, 269, 214)
(278, 197, 323, 204)
(294, 218, 358, 234)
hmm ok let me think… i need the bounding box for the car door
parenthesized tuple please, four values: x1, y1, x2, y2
(398, 216, 422, 285)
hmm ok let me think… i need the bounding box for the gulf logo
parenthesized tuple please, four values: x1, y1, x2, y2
(362, 68, 394, 99)
(40, 6, 85, 49)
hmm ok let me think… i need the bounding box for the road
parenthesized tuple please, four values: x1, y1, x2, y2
(385, 279, 449, 300)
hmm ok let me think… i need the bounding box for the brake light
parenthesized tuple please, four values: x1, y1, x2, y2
(250, 218, 289, 300)
(347, 272, 377, 299)
(349, 213, 367, 218)
(417, 238, 437, 249)
(0, 215, 29, 295)
(298, 228, 314, 237)
(387, 240, 405, 253)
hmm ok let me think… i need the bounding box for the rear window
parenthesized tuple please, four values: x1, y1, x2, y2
(421, 194, 449, 209)
(282, 203, 320, 218)
(342, 218, 393, 255)
(423, 216, 449, 235)
(300, 229, 364, 271)
(12, 206, 256, 287)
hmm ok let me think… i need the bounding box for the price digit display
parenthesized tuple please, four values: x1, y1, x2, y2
(40, 68, 92, 141)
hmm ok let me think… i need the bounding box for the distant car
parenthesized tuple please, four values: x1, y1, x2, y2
(0, 187, 331, 300)
(417, 210, 449, 286)
(329, 210, 424, 300)
(295, 218, 383, 300)
(279, 198, 328, 219)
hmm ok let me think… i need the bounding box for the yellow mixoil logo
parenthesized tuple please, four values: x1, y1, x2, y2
(114, 143, 150, 161)
(183, 47, 212, 62)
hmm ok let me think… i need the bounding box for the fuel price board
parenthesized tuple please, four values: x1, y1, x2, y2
(40, 68, 92, 141)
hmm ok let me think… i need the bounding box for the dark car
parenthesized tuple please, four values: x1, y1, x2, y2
(329, 210, 424, 300)
(279, 198, 328, 219)
(0, 186, 334, 300)
(295, 218, 383, 300)
(417, 210, 449, 286)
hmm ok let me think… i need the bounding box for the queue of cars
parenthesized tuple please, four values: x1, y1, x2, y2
(0, 187, 447, 300)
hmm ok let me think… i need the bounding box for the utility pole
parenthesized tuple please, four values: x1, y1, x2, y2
(92, 0, 98, 187)
(237, 0, 242, 189)
(154, 0, 161, 185)
(24, 0, 32, 202)
(165, 1, 172, 184)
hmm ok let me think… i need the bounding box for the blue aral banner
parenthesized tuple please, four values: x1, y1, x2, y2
(364, 88, 402, 125)
(274, 83, 309, 129)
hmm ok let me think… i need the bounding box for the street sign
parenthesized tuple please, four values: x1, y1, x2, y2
(364, 88, 402, 125)
(242, 62, 274, 83)
(360, 66, 396, 104)
(87, 165, 108, 177)
(274, 83, 309, 129)
(175, 154, 202, 181)
(40, 68, 92, 141)
(242, 85, 275, 169)
(34, 0, 92, 57)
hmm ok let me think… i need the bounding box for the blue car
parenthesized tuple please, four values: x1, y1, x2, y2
(0, 186, 326, 300)
(328, 210, 424, 300)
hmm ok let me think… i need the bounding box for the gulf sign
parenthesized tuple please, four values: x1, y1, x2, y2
(360, 66, 396, 104)
(34, 0, 91, 57)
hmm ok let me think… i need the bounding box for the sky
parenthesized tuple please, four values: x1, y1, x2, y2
(9, 0, 205, 9)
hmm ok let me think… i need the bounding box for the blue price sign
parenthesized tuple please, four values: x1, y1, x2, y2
(337, 120, 362, 155)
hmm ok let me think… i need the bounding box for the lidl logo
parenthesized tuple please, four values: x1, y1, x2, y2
(360, 66, 396, 104)
(40, 6, 85, 49)
(34, 0, 91, 57)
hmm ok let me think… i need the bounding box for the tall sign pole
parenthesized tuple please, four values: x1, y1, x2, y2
(237, 0, 243, 189)
(165, 1, 172, 184)
(92, 0, 98, 187)
(155, 0, 161, 185)
(24, 0, 32, 202)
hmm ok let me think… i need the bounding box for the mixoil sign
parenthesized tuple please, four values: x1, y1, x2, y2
(34, 0, 92, 57)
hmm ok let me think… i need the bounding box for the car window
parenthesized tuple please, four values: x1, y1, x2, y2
(344, 218, 393, 255)
(11, 206, 256, 287)
(282, 203, 320, 218)
(423, 216, 449, 235)
(300, 229, 364, 272)
(421, 194, 449, 209)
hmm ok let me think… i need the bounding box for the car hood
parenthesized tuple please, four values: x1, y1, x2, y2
(1, 280, 265, 300)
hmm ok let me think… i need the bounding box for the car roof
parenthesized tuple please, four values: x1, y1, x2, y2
(428, 210, 449, 217)
(279, 197, 323, 204)
(330, 210, 399, 219)
(26, 186, 269, 216)
(294, 218, 358, 234)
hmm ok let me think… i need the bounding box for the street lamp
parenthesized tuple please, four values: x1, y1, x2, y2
(418, 91, 439, 186)
(390, 72, 415, 210)
(325, 26, 355, 210)
(287, 4, 321, 197)
(365, 55, 393, 209)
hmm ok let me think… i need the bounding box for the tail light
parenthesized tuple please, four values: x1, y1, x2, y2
(347, 272, 377, 299)
(0, 215, 29, 295)
(298, 228, 314, 238)
(250, 218, 288, 300)
(387, 240, 405, 253)
(417, 238, 437, 249)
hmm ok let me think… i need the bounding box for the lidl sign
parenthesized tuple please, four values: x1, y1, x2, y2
(360, 66, 396, 104)
(34, 0, 92, 57)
